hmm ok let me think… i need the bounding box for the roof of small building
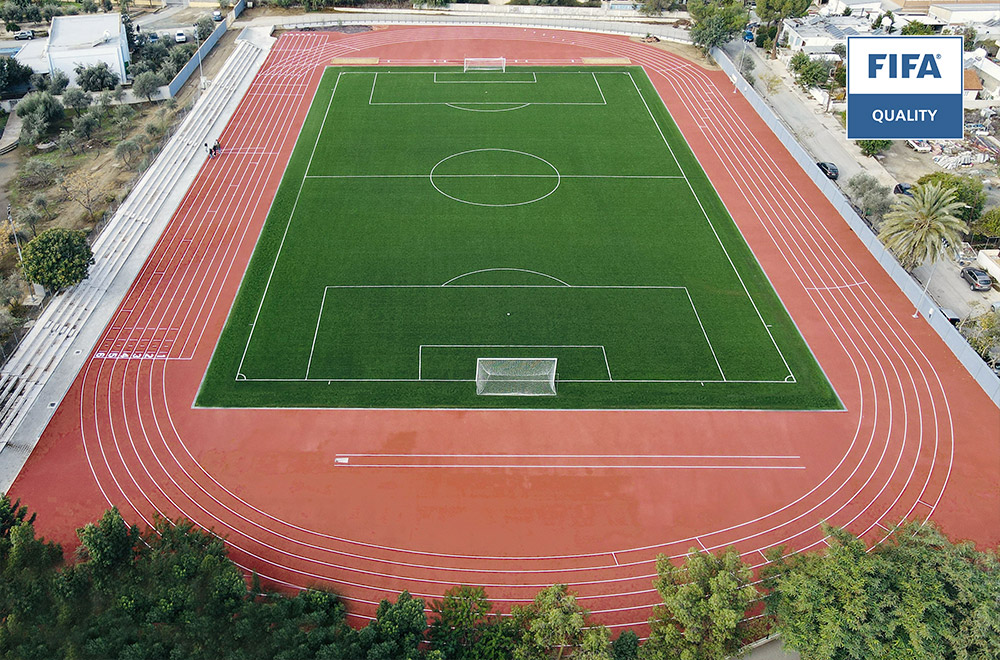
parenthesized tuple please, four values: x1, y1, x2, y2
(783, 15, 875, 40)
(964, 68, 984, 90)
(48, 14, 123, 51)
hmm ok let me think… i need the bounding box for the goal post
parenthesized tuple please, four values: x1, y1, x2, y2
(464, 57, 506, 73)
(476, 358, 557, 396)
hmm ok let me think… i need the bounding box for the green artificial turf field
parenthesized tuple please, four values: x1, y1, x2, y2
(197, 66, 840, 410)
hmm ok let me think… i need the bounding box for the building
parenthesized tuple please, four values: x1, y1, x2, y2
(928, 2, 1000, 25)
(963, 68, 983, 100)
(965, 48, 1000, 99)
(822, 0, 883, 19)
(46, 14, 130, 87)
(781, 15, 876, 53)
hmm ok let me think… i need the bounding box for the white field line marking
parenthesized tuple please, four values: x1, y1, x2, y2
(305, 287, 329, 378)
(592, 71, 607, 105)
(303, 174, 685, 179)
(433, 71, 537, 83)
(417, 344, 610, 382)
(336, 453, 802, 459)
(684, 288, 725, 381)
(369, 71, 377, 105)
(236, 71, 344, 379)
(445, 103, 531, 113)
(335, 464, 806, 470)
(627, 71, 794, 382)
(601, 346, 612, 380)
(237, 377, 792, 384)
(441, 267, 571, 286)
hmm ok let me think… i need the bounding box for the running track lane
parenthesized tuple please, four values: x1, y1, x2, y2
(10, 28, 999, 632)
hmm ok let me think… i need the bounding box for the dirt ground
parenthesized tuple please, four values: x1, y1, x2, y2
(629, 35, 718, 70)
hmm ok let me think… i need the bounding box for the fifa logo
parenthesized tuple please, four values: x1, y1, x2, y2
(868, 53, 942, 79)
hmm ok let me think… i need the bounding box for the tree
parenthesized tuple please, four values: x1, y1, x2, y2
(430, 585, 498, 659)
(132, 70, 164, 102)
(32, 194, 53, 222)
(973, 206, 1000, 240)
(765, 523, 1000, 660)
(856, 139, 892, 157)
(789, 50, 809, 73)
(846, 173, 892, 224)
(756, 0, 810, 56)
(72, 111, 100, 139)
(61, 86, 92, 116)
(638, 0, 683, 16)
(19, 109, 50, 146)
(516, 584, 594, 659)
(115, 138, 143, 167)
(688, 0, 749, 54)
(112, 103, 137, 140)
(916, 172, 986, 225)
(350, 591, 427, 660)
(58, 170, 103, 219)
(20, 228, 94, 293)
(74, 61, 120, 92)
(76, 508, 140, 577)
(48, 69, 69, 95)
(878, 182, 966, 270)
(901, 20, 935, 35)
(612, 630, 639, 660)
(797, 59, 830, 89)
(0, 56, 34, 95)
(962, 26, 977, 51)
(17, 158, 61, 190)
(196, 15, 215, 40)
(642, 548, 757, 660)
(959, 306, 1000, 367)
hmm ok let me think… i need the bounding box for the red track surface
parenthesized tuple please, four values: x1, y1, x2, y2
(10, 28, 1000, 630)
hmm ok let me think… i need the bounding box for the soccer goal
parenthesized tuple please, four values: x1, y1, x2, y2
(464, 57, 507, 73)
(476, 358, 557, 396)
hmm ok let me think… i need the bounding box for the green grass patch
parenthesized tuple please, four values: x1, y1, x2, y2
(197, 67, 839, 410)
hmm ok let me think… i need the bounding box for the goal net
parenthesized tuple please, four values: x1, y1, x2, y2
(476, 358, 557, 396)
(464, 57, 506, 73)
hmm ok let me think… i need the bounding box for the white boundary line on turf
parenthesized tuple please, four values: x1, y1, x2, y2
(625, 70, 795, 383)
(433, 71, 537, 83)
(417, 344, 612, 381)
(237, 71, 344, 380)
(281, 283, 735, 385)
(303, 174, 686, 179)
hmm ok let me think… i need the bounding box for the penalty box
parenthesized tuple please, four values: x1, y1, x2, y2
(303, 285, 725, 383)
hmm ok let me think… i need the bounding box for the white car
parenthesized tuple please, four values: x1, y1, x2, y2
(175, 30, 187, 43)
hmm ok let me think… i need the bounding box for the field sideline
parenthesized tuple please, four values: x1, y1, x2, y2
(6, 28, 997, 633)
(198, 66, 837, 410)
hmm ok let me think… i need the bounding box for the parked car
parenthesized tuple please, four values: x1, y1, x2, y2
(212, 9, 223, 21)
(906, 139, 931, 153)
(960, 267, 993, 292)
(148, 31, 159, 43)
(13, 29, 33, 40)
(893, 182, 913, 196)
(175, 30, 187, 43)
(939, 308, 961, 326)
(817, 162, 839, 180)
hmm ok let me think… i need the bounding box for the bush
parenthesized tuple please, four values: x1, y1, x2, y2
(15, 91, 64, 123)
(856, 139, 892, 157)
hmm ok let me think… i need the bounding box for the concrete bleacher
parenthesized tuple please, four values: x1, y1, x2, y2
(0, 32, 274, 490)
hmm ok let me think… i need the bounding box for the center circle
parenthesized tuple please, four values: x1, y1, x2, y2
(429, 148, 561, 207)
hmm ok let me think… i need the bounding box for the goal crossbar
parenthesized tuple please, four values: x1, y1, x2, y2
(464, 57, 507, 72)
(476, 358, 557, 396)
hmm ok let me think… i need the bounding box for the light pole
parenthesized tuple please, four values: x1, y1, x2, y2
(7, 204, 23, 263)
(194, 29, 206, 94)
(735, 31, 749, 94)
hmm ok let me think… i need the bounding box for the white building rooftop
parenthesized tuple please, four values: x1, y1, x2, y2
(48, 14, 124, 51)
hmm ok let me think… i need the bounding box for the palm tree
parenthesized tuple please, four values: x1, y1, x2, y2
(879, 182, 967, 268)
(878, 182, 967, 317)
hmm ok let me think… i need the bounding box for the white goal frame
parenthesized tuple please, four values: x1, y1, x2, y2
(476, 358, 557, 396)
(464, 57, 507, 73)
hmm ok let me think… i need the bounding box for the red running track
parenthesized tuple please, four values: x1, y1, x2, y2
(11, 27, 1000, 631)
